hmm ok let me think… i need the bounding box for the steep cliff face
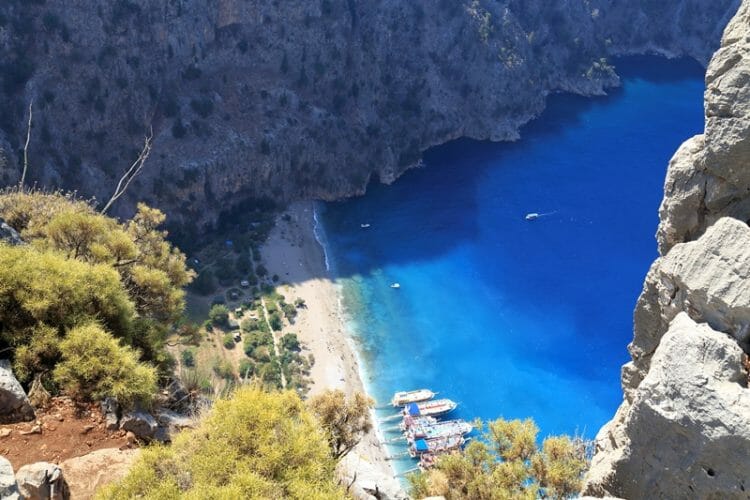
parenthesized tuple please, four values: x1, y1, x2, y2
(583, 2, 750, 497)
(0, 0, 739, 231)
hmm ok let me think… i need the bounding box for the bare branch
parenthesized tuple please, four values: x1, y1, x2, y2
(19, 100, 33, 190)
(101, 128, 153, 214)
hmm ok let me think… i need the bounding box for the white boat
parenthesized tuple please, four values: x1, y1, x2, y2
(406, 419, 473, 442)
(361, 223, 371, 228)
(391, 389, 436, 407)
(409, 434, 465, 458)
(525, 212, 539, 221)
(390, 283, 401, 289)
(403, 399, 457, 418)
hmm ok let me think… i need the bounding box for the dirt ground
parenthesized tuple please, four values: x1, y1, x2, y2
(0, 397, 132, 470)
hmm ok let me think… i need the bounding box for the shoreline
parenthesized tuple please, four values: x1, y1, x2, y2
(260, 200, 400, 491)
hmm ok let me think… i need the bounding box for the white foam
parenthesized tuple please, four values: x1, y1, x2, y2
(312, 202, 332, 273)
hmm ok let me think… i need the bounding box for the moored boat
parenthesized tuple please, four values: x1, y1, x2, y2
(406, 419, 473, 442)
(400, 415, 437, 432)
(403, 399, 457, 418)
(409, 434, 465, 458)
(391, 389, 435, 407)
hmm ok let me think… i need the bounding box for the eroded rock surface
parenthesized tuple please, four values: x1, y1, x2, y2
(585, 2, 750, 496)
(60, 448, 140, 500)
(0, 359, 35, 424)
(584, 313, 750, 498)
(658, 0, 750, 253)
(16, 461, 69, 500)
(0, 456, 20, 500)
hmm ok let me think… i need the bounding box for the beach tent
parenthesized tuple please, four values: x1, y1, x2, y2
(407, 403, 420, 416)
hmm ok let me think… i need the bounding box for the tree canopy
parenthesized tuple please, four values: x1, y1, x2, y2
(0, 191, 193, 404)
(98, 386, 343, 499)
(308, 389, 373, 460)
(408, 418, 588, 500)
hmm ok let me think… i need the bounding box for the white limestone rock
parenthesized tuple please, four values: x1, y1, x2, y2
(337, 451, 407, 500)
(16, 462, 70, 500)
(583, 313, 750, 498)
(0, 456, 20, 500)
(0, 359, 35, 424)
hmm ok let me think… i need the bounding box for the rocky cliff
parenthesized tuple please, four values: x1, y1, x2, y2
(583, 1, 750, 497)
(0, 0, 739, 236)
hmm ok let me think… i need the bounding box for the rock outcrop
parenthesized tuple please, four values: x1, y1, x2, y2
(16, 462, 69, 500)
(0, 359, 35, 424)
(657, 0, 750, 254)
(0, 0, 739, 236)
(119, 407, 158, 441)
(0, 218, 23, 246)
(337, 451, 407, 500)
(584, 1, 750, 497)
(59, 448, 140, 500)
(0, 456, 20, 500)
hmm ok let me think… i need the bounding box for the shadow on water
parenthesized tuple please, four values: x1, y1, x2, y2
(316, 55, 705, 282)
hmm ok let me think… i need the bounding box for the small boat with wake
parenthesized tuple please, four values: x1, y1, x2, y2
(390, 282, 401, 289)
(409, 434, 465, 458)
(391, 389, 435, 407)
(403, 399, 457, 418)
(525, 212, 539, 221)
(361, 223, 371, 228)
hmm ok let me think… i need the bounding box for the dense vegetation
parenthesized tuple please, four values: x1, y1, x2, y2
(0, 190, 193, 405)
(409, 418, 588, 499)
(98, 386, 344, 499)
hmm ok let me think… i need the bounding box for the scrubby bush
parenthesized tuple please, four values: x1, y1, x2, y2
(222, 333, 236, 349)
(181, 348, 195, 367)
(268, 312, 283, 332)
(208, 304, 230, 327)
(282, 302, 298, 321)
(212, 358, 234, 380)
(281, 333, 300, 352)
(53, 323, 157, 406)
(98, 387, 342, 499)
(238, 359, 255, 378)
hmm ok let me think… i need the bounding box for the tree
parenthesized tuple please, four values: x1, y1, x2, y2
(281, 333, 300, 352)
(308, 390, 373, 460)
(208, 304, 230, 327)
(53, 323, 157, 407)
(408, 418, 588, 500)
(98, 387, 343, 499)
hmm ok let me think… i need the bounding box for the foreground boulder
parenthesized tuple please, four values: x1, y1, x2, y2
(583, 313, 750, 498)
(60, 448, 140, 500)
(337, 451, 407, 500)
(0, 456, 20, 500)
(0, 219, 23, 246)
(119, 408, 157, 441)
(16, 462, 69, 500)
(0, 359, 35, 424)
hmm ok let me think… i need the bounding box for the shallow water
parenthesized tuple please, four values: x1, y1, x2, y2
(318, 57, 705, 455)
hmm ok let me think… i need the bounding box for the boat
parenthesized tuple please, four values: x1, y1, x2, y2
(525, 212, 539, 221)
(403, 399, 457, 418)
(390, 283, 401, 289)
(361, 223, 371, 228)
(406, 419, 473, 442)
(391, 389, 435, 407)
(409, 434, 465, 458)
(400, 415, 437, 432)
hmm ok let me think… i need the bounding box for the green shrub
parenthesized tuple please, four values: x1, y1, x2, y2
(269, 312, 283, 331)
(282, 303, 298, 321)
(255, 264, 268, 277)
(252, 346, 272, 363)
(53, 323, 157, 407)
(240, 318, 262, 333)
(208, 304, 230, 327)
(222, 333, 236, 349)
(238, 359, 255, 378)
(281, 333, 300, 352)
(181, 349, 195, 367)
(98, 387, 342, 499)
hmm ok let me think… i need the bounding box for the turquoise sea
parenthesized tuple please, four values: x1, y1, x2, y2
(317, 57, 705, 458)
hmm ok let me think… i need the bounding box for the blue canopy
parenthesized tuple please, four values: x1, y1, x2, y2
(415, 439, 429, 452)
(407, 403, 420, 416)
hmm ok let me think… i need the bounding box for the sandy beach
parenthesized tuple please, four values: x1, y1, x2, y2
(260, 200, 397, 484)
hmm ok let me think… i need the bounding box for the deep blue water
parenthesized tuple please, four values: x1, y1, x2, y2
(318, 58, 705, 449)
